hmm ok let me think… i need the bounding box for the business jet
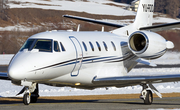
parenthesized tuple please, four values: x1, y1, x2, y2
(0, 0, 180, 105)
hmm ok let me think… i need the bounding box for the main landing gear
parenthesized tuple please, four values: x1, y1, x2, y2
(17, 83, 39, 105)
(139, 83, 162, 105)
(140, 84, 153, 105)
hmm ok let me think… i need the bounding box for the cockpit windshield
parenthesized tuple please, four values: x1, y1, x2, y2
(20, 39, 52, 52)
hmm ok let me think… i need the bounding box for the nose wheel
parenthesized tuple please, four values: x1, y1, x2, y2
(23, 93, 31, 105)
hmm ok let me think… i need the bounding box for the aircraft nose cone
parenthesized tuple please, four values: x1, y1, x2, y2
(8, 65, 22, 80)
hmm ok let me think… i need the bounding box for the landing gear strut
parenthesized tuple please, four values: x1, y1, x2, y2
(30, 84, 39, 103)
(17, 83, 39, 105)
(23, 84, 39, 105)
(140, 84, 153, 105)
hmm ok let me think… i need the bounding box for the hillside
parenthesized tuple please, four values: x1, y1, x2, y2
(112, 0, 180, 18)
(0, 0, 180, 54)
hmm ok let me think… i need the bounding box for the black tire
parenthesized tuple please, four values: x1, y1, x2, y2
(23, 93, 31, 105)
(144, 90, 153, 105)
(31, 96, 38, 103)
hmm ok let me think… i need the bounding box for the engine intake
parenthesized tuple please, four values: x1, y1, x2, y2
(128, 31, 168, 59)
(129, 32, 148, 53)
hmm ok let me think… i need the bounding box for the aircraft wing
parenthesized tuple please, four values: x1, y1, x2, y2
(63, 15, 124, 28)
(139, 22, 180, 32)
(0, 72, 10, 80)
(93, 74, 180, 87)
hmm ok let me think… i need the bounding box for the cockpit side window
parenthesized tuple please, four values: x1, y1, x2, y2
(54, 41, 60, 52)
(33, 39, 52, 52)
(20, 39, 52, 52)
(20, 39, 35, 51)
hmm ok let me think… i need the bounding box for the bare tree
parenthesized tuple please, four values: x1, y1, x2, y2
(0, 0, 9, 21)
(165, 0, 180, 18)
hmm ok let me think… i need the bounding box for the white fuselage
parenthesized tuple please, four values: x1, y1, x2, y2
(8, 31, 138, 89)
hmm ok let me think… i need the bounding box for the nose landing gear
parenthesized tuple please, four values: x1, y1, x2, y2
(17, 83, 39, 105)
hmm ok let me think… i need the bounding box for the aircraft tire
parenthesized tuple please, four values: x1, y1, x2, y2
(23, 93, 31, 105)
(144, 90, 153, 105)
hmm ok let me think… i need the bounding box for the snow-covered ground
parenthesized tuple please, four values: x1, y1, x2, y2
(8, 0, 132, 16)
(1, 0, 179, 31)
(0, 52, 180, 97)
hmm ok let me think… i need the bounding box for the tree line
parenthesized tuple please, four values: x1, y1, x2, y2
(113, 0, 180, 18)
(0, 0, 9, 21)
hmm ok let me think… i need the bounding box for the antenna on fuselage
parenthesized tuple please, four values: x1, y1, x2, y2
(77, 24, 80, 32)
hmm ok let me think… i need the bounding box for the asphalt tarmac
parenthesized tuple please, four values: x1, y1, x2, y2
(0, 97, 180, 110)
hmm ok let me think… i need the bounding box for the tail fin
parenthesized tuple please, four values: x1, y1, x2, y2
(134, 0, 154, 28)
(112, 0, 155, 36)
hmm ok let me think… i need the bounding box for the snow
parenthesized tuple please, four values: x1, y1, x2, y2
(0, 54, 14, 65)
(0, 78, 179, 97)
(8, 0, 134, 16)
(0, 52, 180, 97)
(151, 51, 180, 64)
(0, 0, 178, 31)
(153, 17, 180, 24)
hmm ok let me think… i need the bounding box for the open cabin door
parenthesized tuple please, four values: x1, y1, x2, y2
(69, 36, 83, 76)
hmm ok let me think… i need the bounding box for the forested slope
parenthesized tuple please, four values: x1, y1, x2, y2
(113, 0, 180, 18)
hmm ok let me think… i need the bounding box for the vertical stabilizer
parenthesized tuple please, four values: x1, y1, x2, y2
(134, 0, 154, 29)
(112, 0, 155, 36)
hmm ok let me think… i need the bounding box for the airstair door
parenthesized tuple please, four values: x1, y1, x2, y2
(69, 36, 83, 76)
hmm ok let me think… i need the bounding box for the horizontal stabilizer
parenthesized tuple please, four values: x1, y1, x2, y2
(63, 15, 124, 28)
(136, 59, 157, 67)
(139, 22, 180, 32)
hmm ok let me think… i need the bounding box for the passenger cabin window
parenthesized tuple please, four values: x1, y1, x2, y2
(96, 42, 101, 51)
(82, 42, 87, 51)
(54, 41, 60, 52)
(60, 42, 66, 51)
(111, 41, 116, 51)
(89, 42, 94, 51)
(103, 41, 108, 51)
(20, 39, 52, 52)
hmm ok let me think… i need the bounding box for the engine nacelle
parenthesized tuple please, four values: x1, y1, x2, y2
(128, 31, 169, 59)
